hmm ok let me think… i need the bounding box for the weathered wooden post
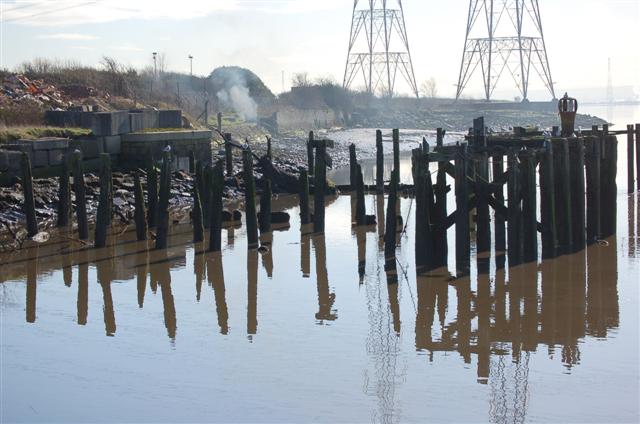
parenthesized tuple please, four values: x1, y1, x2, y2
(94, 154, 112, 248)
(628, 124, 635, 193)
(209, 161, 224, 252)
(520, 150, 537, 263)
(376, 129, 384, 194)
(455, 144, 470, 275)
(299, 169, 311, 226)
(192, 165, 205, 243)
(146, 153, 158, 228)
(217, 112, 222, 133)
(474, 117, 491, 253)
(307, 131, 315, 176)
(355, 164, 366, 226)
(553, 138, 573, 254)
(242, 149, 259, 248)
(636, 123, 640, 191)
(436, 128, 444, 147)
(155, 150, 171, 250)
(492, 153, 506, 254)
(435, 154, 448, 268)
(72, 150, 88, 240)
(568, 138, 586, 252)
(57, 156, 71, 227)
(259, 178, 272, 233)
(600, 133, 617, 238)
(202, 165, 213, 229)
(313, 139, 329, 233)
(585, 134, 601, 243)
(392, 129, 400, 176)
(20, 152, 38, 237)
(224, 133, 233, 177)
(539, 140, 557, 258)
(384, 169, 399, 271)
(133, 172, 148, 241)
(266, 137, 273, 161)
(507, 150, 522, 266)
(349, 143, 357, 190)
(412, 148, 433, 273)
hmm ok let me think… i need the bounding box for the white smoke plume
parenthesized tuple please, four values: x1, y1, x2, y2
(216, 71, 258, 122)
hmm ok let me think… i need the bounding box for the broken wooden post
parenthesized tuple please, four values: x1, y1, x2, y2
(133, 171, 148, 241)
(412, 148, 432, 273)
(376, 129, 384, 194)
(553, 138, 573, 254)
(455, 144, 470, 275)
(540, 140, 557, 258)
(192, 165, 205, 243)
(299, 169, 311, 226)
(384, 169, 399, 271)
(492, 153, 506, 254)
(568, 138, 586, 252)
(242, 149, 259, 248)
(209, 161, 224, 252)
(349, 143, 357, 190)
(392, 129, 400, 176)
(313, 139, 327, 233)
(20, 152, 38, 237)
(436, 128, 444, 147)
(224, 133, 233, 177)
(94, 154, 111, 248)
(259, 178, 272, 233)
(474, 117, 490, 254)
(507, 150, 522, 266)
(520, 150, 537, 263)
(585, 134, 601, 243)
(355, 164, 366, 226)
(155, 150, 171, 250)
(628, 124, 635, 194)
(57, 156, 71, 227)
(72, 150, 88, 240)
(267, 137, 272, 161)
(307, 131, 315, 176)
(146, 153, 158, 228)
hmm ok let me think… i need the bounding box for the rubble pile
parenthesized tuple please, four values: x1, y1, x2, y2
(1, 74, 71, 109)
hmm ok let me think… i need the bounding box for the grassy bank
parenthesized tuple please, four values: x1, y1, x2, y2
(0, 127, 92, 144)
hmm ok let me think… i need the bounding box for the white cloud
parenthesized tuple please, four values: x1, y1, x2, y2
(37, 33, 98, 40)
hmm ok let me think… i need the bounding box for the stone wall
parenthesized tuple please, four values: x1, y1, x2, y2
(276, 106, 339, 131)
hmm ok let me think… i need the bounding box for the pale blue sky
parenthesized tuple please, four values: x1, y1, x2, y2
(1, 0, 639, 99)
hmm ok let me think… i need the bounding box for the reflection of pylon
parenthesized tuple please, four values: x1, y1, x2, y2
(455, 0, 556, 101)
(343, 0, 419, 98)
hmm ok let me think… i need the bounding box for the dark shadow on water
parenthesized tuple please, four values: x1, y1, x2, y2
(207, 251, 229, 335)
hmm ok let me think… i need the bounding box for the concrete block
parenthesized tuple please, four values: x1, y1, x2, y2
(102, 136, 122, 154)
(6, 151, 23, 174)
(130, 109, 159, 129)
(0, 150, 8, 171)
(129, 113, 145, 132)
(158, 110, 182, 128)
(27, 138, 69, 150)
(48, 149, 66, 166)
(70, 138, 104, 159)
(92, 111, 130, 136)
(33, 150, 49, 168)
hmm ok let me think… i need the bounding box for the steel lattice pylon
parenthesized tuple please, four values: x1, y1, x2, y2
(343, 0, 419, 98)
(455, 0, 556, 101)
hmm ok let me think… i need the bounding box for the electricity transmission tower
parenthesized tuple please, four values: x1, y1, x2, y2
(455, 0, 556, 101)
(343, 0, 419, 98)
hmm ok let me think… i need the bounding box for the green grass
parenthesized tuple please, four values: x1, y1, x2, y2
(0, 127, 92, 144)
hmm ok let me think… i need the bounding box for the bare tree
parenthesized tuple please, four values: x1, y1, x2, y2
(420, 77, 438, 98)
(291, 72, 310, 87)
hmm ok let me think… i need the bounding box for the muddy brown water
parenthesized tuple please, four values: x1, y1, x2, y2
(2, 125, 640, 422)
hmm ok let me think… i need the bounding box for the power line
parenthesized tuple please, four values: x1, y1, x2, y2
(1, 0, 100, 23)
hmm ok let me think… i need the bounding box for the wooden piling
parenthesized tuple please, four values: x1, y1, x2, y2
(133, 171, 148, 241)
(94, 154, 111, 248)
(392, 129, 400, 175)
(242, 149, 259, 248)
(492, 153, 506, 253)
(146, 154, 158, 228)
(202, 165, 213, 229)
(569, 138, 586, 252)
(436, 128, 444, 147)
(507, 150, 522, 266)
(192, 165, 205, 243)
(57, 157, 71, 227)
(20, 152, 38, 237)
(224, 133, 233, 177)
(384, 169, 399, 271)
(155, 151, 171, 250)
(72, 151, 88, 240)
(349, 143, 357, 190)
(473, 117, 490, 253)
(313, 140, 327, 233)
(435, 158, 448, 268)
(209, 161, 224, 252)
(259, 178, 272, 233)
(636, 123, 640, 191)
(585, 135, 601, 243)
(376, 129, 384, 194)
(455, 144, 470, 274)
(412, 148, 432, 272)
(600, 134, 617, 238)
(266, 137, 272, 161)
(628, 125, 635, 193)
(307, 131, 315, 176)
(553, 138, 573, 253)
(520, 150, 537, 263)
(299, 169, 311, 226)
(539, 141, 557, 258)
(355, 164, 366, 226)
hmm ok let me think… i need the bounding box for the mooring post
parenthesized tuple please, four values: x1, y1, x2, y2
(192, 164, 205, 243)
(242, 149, 259, 248)
(628, 124, 635, 194)
(299, 169, 311, 226)
(585, 134, 601, 243)
(146, 153, 158, 228)
(94, 154, 112, 248)
(455, 144, 470, 274)
(492, 153, 506, 254)
(209, 161, 224, 252)
(568, 138, 586, 252)
(376, 129, 384, 194)
(384, 169, 399, 271)
(57, 156, 71, 227)
(540, 140, 557, 258)
(349, 143, 357, 191)
(259, 178, 272, 234)
(72, 150, 88, 240)
(307, 131, 315, 176)
(224, 133, 233, 177)
(393, 129, 400, 176)
(520, 150, 537, 263)
(355, 164, 366, 226)
(435, 156, 448, 268)
(473, 117, 490, 253)
(600, 133, 618, 238)
(133, 171, 148, 241)
(20, 152, 38, 237)
(507, 150, 522, 266)
(155, 150, 171, 250)
(553, 138, 573, 254)
(412, 148, 433, 273)
(313, 139, 327, 233)
(436, 128, 444, 147)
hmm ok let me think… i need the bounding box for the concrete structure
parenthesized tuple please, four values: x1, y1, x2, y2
(276, 106, 339, 131)
(44, 109, 183, 135)
(121, 130, 212, 171)
(1, 138, 70, 169)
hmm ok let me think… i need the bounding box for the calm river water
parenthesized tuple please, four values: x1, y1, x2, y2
(1, 105, 639, 423)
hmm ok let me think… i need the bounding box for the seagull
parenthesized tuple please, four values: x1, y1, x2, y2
(163, 145, 171, 152)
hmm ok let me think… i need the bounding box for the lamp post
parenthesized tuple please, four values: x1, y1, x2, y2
(188, 55, 193, 76)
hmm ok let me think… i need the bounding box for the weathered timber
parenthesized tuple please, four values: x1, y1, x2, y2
(133, 171, 148, 241)
(224, 133, 233, 177)
(57, 157, 71, 227)
(520, 150, 537, 263)
(72, 151, 89, 240)
(628, 125, 635, 193)
(474, 117, 491, 253)
(600, 135, 617, 238)
(192, 164, 205, 243)
(412, 148, 433, 273)
(553, 138, 573, 253)
(539, 141, 557, 258)
(492, 153, 506, 253)
(299, 169, 311, 226)
(202, 165, 213, 230)
(507, 150, 522, 266)
(313, 139, 327, 233)
(455, 144, 470, 275)
(349, 143, 357, 190)
(568, 138, 586, 252)
(155, 150, 171, 250)
(307, 131, 315, 176)
(146, 154, 158, 228)
(376, 129, 384, 194)
(435, 157, 448, 268)
(355, 164, 366, 226)
(384, 169, 399, 271)
(21, 152, 38, 237)
(242, 149, 259, 248)
(585, 135, 601, 243)
(636, 123, 640, 191)
(393, 129, 400, 175)
(209, 161, 224, 252)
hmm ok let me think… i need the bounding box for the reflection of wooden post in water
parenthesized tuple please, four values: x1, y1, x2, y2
(26, 256, 37, 323)
(415, 275, 434, 351)
(209, 162, 224, 252)
(243, 149, 259, 249)
(260, 232, 274, 278)
(477, 274, 490, 383)
(586, 238, 619, 338)
(157, 260, 177, 340)
(136, 247, 148, 308)
(301, 233, 310, 278)
(194, 246, 205, 301)
(376, 129, 384, 194)
(629, 196, 636, 257)
(493, 265, 508, 342)
(77, 248, 88, 325)
(456, 276, 472, 363)
(96, 258, 116, 336)
(247, 249, 259, 336)
(62, 246, 72, 287)
(376, 194, 385, 252)
(207, 252, 229, 335)
(386, 272, 400, 335)
(519, 262, 539, 353)
(313, 234, 336, 322)
(356, 229, 366, 283)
